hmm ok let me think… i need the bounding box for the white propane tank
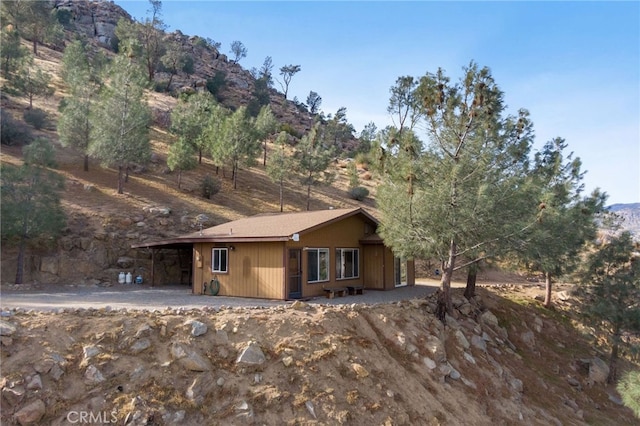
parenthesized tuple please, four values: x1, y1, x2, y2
(118, 272, 126, 284)
(125, 272, 133, 284)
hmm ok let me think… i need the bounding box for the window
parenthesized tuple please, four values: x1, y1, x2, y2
(307, 248, 329, 283)
(212, 248, 228, 273)
(336, 248, 359, 279)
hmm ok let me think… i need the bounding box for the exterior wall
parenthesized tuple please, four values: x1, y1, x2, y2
(288, 215, 373, 299)
(193, 242, 285, 299)
(190, 213, 415, 300)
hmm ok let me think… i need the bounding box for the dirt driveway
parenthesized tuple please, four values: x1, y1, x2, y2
(0, 281, 442, 312)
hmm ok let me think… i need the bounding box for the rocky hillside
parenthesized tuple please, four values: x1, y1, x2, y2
(1, 286, 637, 425)
(608, 203, 640, 240)
(1, 0, 370, 286)
(52, 0, 318, 136)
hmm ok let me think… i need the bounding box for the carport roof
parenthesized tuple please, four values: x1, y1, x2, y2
(131, 207, 379, 249)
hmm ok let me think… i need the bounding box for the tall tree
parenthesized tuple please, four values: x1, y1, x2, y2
(89, 54, 151, 194)
(114, 0, 166, 81)
(229, 40, 247, 63)
(0, 0, 63, 55)
(321, 107, 355, 151)
(278, 64, 301, 100)
(161, 39, 188, 90)
(578, 231, 640, 383)
(1, 137, 66, 284)
(514, 138, 606, 307)
(255, 105, 277, 166)
(387, 76, 422, 134)
(295, 123, 335, 210)
(210, 106, 273, 189)
(306, 91, 322, 114)
(0, 28, 29, 78)
(266, 132, 293, 212)
(11, 64, 53, 108)
(167, 137, 197, 189)
(171, 91, 218, 164)
(58, 39, 103, 171)
(378, 63, 538, 317)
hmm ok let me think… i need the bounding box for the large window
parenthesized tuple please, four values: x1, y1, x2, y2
(336, 248, 359, 280)
(307, 248, 329, 283)
(212, 248, 228, 273)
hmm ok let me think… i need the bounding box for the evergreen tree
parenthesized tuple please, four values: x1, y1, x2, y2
(516, 138, 607, 307)
(11, 64, 53, 108)
(618, 370, 640, 419)
(578, 231, 640, 383)
(0, 0, 63, 55)
(1, 137, 66, 284)
(0, 28, 29, 78)
(278, 64, 301, 100)
(89, 54, 151, 194)
(167, 137, 197, 189)
(378, 62, 539, 316)
(58, 39, 102, 171)
(266, 132, 293, 212)
(171, 92, 218, 164)
(295, 123, 335, 210)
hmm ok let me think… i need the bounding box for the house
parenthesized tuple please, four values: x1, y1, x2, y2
(132, 208, 414, 300)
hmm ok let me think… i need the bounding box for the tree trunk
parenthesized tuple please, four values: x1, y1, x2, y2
(198, 149, 203, 164)
(117, 165, 124, 194)
(464, 265, 477, 300)
(83, 154, 89, 172)
(177, 169, 182, 189)
(279, 180, 284, 212)
(15, 236, 26, 284)
(543, 271, 553, 308)
(125, 166, 130, 183)
(438, 239, 456, 321)
(306, 184, 311, 211)
(263, 141, 267, 167)
(232, 161, 238, 189)
(607, 326, 621, 384)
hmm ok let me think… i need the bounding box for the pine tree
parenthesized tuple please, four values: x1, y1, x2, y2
(295, 123, 335, 210)
(89, 54, 151, 194)
(1, 138, 66, 284)
(266, 132, 293, 212)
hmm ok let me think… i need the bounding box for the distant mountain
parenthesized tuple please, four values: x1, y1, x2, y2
(607, 203, 640, 239)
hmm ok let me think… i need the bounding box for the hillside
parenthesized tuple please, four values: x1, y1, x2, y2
(608, 203, 640, 239)
(1, 285, 638, 425)
(0, 9, 373, 285)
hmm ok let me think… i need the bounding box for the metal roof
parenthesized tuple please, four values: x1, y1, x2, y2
(131, 208, 379, 249)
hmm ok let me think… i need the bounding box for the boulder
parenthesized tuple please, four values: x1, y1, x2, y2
(14, 399, 46, 426)
(236, 342, 266, 366)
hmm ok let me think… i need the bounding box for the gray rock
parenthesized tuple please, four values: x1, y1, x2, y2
(85, 365, 106, 384)
(171, 343, 212, 371)
(454, 330, 470, 349)
(116, 257, 135, 268)
(26, 375, 42, 391)
(463, 352, 476, 364)
(521, 330, 536, 349)
(480, 310, 499, 329)
(189, 320, 208, 337)
(236, 342, 266, 366)
(14, 398, 46, 426)
(186, 373, 216, 405)
(130, 338, 151, 354)
(305, 400, 317, 419)
(2, 386, 25, 407)
(425, 336, 446, 363)
(0, 319, 17, 336)
(423, 357, 437, 370)
(588, 357, 610, 384)
(471, 334, 487, 352)
(50, 364, 64, 381)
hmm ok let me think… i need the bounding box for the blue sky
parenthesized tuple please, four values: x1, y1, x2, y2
(115, 1, 639, 205)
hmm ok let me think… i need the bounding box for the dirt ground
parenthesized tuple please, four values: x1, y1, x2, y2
(1, 282, 638, 426)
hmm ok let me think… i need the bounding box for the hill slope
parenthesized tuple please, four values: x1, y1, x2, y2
(1, 286, 637, 425)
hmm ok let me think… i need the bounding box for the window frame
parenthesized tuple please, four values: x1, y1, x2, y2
(336, 248, 360, 280)
(211, 247, 229, 274)
(307, 248, 330, 283)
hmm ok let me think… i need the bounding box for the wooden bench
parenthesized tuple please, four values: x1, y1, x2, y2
(323, 287, 348, 299)
(346, 285, 364, 295)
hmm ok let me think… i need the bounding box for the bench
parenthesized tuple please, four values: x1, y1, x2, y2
(323, 287, 348, 299)
(346, 285, 364, 295)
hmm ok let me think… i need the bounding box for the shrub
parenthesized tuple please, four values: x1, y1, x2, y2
(348, 186, 369, 201)
(618, 369, 640, 418)
(206, 71, 226, 97)
(201, 175, 221, 199)
(1, 110, 32, 146)
(23, 108, 50, 130)
(279, 123, 300, 139)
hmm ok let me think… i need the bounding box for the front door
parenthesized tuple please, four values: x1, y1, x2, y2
(287, 249, 302, 299)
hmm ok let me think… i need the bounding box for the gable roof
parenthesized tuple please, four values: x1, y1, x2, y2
(132, 208, 379, 248)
